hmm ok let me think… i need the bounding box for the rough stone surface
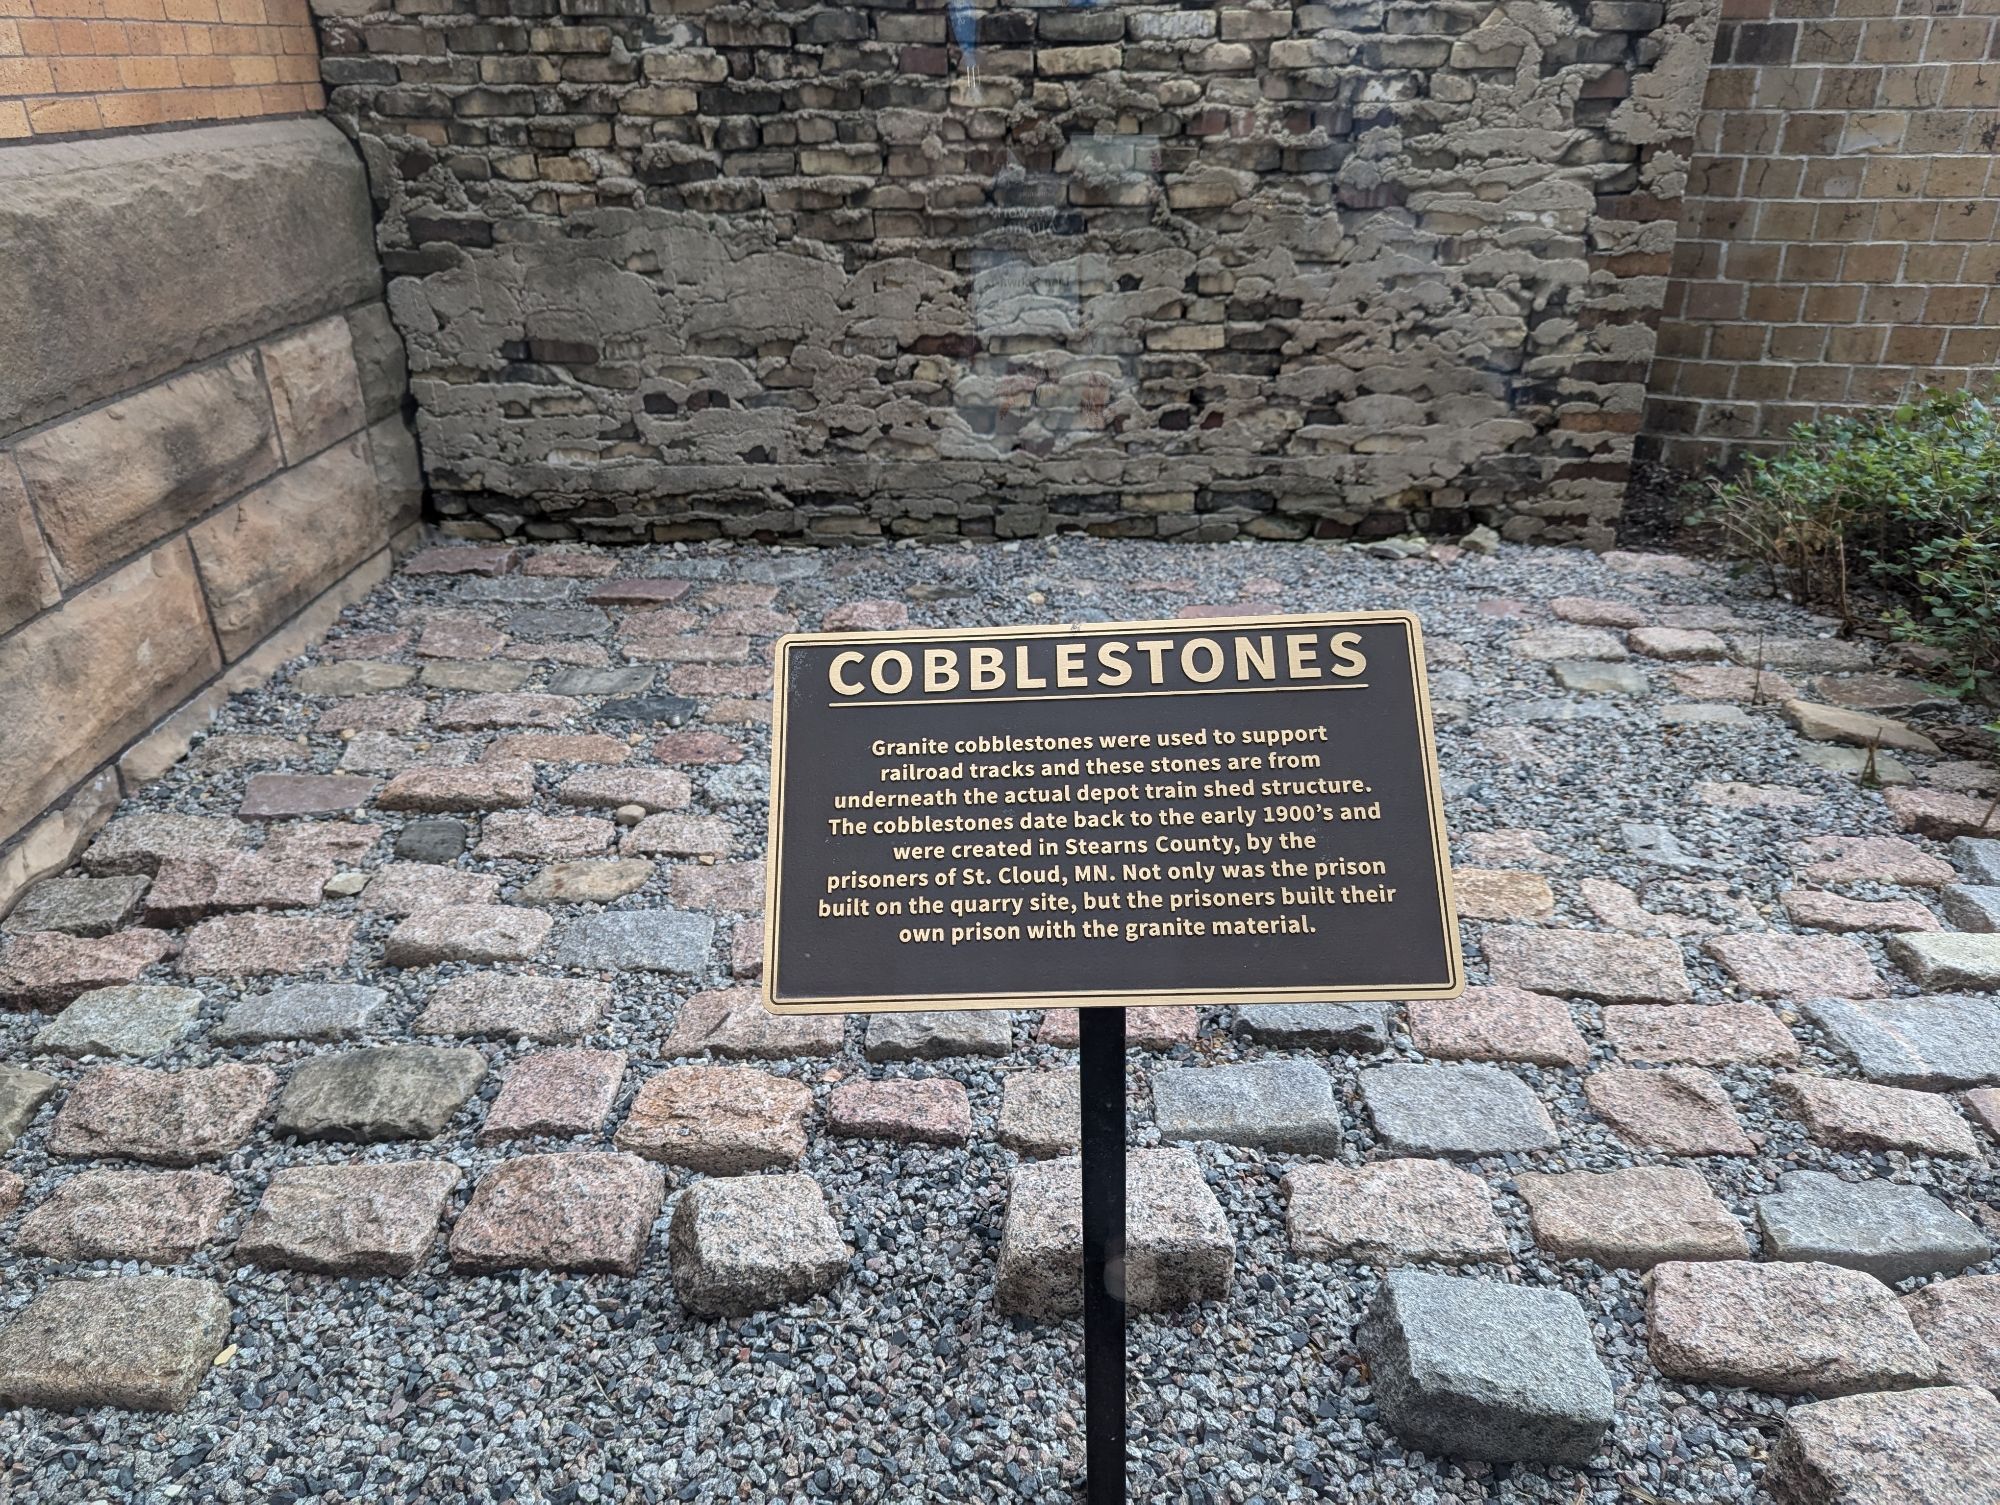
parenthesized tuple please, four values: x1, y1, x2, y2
(1804, 995, 2000, 1088)
(0, 1277, 232, 1413)
(450, 1152, 664, 1277)
(1359, 1271, 1614, 1466)
(1770, 1387, 2000, 1505)
(547, 910, 714, 973)
(1900, 1275, 2000, 1392)
(46, 1064, 275, 1164)
(1228, 1001, 1392, 1052)
(827, 1079, 971, 1146)
(862, 1011, 1012, 1062)
(212, 983, 388, 1044)
(1361, 1064, 1559, 1157)
(1603, 1003, 1799, 1066)
(1756, 1171, 1992, 1283)
(1151, 1060, 1343, 1153)
(16, 1169, 231, 1263)
(317, 1, 1718, 548)
(1889, 933, 2000, 991)
(1942, 884, 2000, 932)
(1783, 699, 1940, 753)
(518, 859, 655, 906)
(1483, 927, 1692, 1002)
(360, 863, 501, 915)
(997, 1071, 1080, 1158)
(0, 928, 177, 1008)
(1777, 1073, 1978, 1157)
(1781, 890, 1939, 934)
(1794, 836, 1954, 887)
(1284, 1158, 1509, 1265)
(1705, 934, 1880, 998)
(1647, 1259, 1938, 1396)
(3, 875, 150, 937)
(0, 1065, 58, 1151)
(1406, 987, 1589, 1066)
(615, 1066, 812, 1173)
(236, 1162, 461, 1276)
(1518, 1167, 1748, 1269)
(179, 915, 354, 978)
(275, 1046, 487, 1142)
(1452, 868, 1557, 920)
(668, 1173, 849, 1317)
(478, 1049, 627, 1144)
(996, 1151, 1233, 1319)
(383, 905, 551, 967)
(238, 773, 376, 820)
(33, 984, 202, 1058)
(414, 975, 609, 1042)
(662, 987, 843, 1060)
(1584, 1068, 1754, 1155)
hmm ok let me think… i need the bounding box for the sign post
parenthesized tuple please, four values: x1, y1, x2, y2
(763, 612, 1461, 1501)
(1077, 1005, 1126, 1505)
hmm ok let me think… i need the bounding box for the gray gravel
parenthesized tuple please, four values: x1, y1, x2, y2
(2, 532, 1998, 1503)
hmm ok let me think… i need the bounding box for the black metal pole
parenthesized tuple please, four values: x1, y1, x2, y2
(1078, 1006, 1126, 1504)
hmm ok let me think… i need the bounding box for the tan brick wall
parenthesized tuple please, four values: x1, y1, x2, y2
(1645, 0, 2000, 469)
(0, 0, 322, 139)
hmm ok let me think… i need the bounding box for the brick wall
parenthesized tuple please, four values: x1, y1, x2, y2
(0, 121, 421, 915)
(314, 0, 1722, 549)
(0, 0, 323, 139)
(1644, 0, 2000, 469)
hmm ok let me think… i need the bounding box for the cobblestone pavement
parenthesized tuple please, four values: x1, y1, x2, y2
(1, 535, 1998, 1504)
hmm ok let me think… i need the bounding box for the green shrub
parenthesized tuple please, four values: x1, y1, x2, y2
(1710, 388, 2000, 694)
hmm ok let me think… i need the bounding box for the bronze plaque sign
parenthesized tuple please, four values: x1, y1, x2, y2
(763, 612, 1461, 1013)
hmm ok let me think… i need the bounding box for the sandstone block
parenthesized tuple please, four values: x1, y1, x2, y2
(261, 314, 365, 464)
(14, 354, 279, 584)
(0, 543, 220, 848)
(0, 458, 61, 634)
(190, 435, 382, 660)
(0, 119, 380, 435)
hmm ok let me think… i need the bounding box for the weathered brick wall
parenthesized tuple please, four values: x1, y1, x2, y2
(0, 0, 324, 139)
(315, 0, 1720, 547)
(1644, 0, 2000, 469)
(0, 121, 423, 913)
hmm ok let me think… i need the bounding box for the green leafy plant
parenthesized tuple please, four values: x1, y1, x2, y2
(1706, 388, 2000, 694)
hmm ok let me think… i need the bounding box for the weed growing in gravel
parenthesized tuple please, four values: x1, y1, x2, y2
(1708, 387, 2000, 694)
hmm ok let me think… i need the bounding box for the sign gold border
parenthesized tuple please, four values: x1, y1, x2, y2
(761, 610, 1462, 1014)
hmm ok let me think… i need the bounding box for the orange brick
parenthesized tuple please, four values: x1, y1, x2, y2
(83, 16, 124, 47)
(276, 49, 315, 79)
(156, 80, 200, 116)
(102, 0, 162, 17)
(49, 55, 117, 89)
(213, 0, 257, 20)
(124, 18, 184, 49)
(0, 0, 31, 16)
(0, 18, 17, 50)
(278, 22, 313, 55)
(31, 0, 104, 16)
(117, 53, 178, 86)
(295, 78, 319, 109)
(51, 17, 90, 47)
(227, 50, 273, 82)
(0, 55, 52, 89)
(180, 21, 206, 48)
(14, 16, 53, 44)
(209, 79, 256, 112)
(175, 51, 225, 82)
(0, 96, 26, 134)
(96, 87, 172, 127)
(24, 91, 100, 129)
(260, 0, 302, 21)
(160, 0, 213, 17)
(1935, 199, 2000, 241)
